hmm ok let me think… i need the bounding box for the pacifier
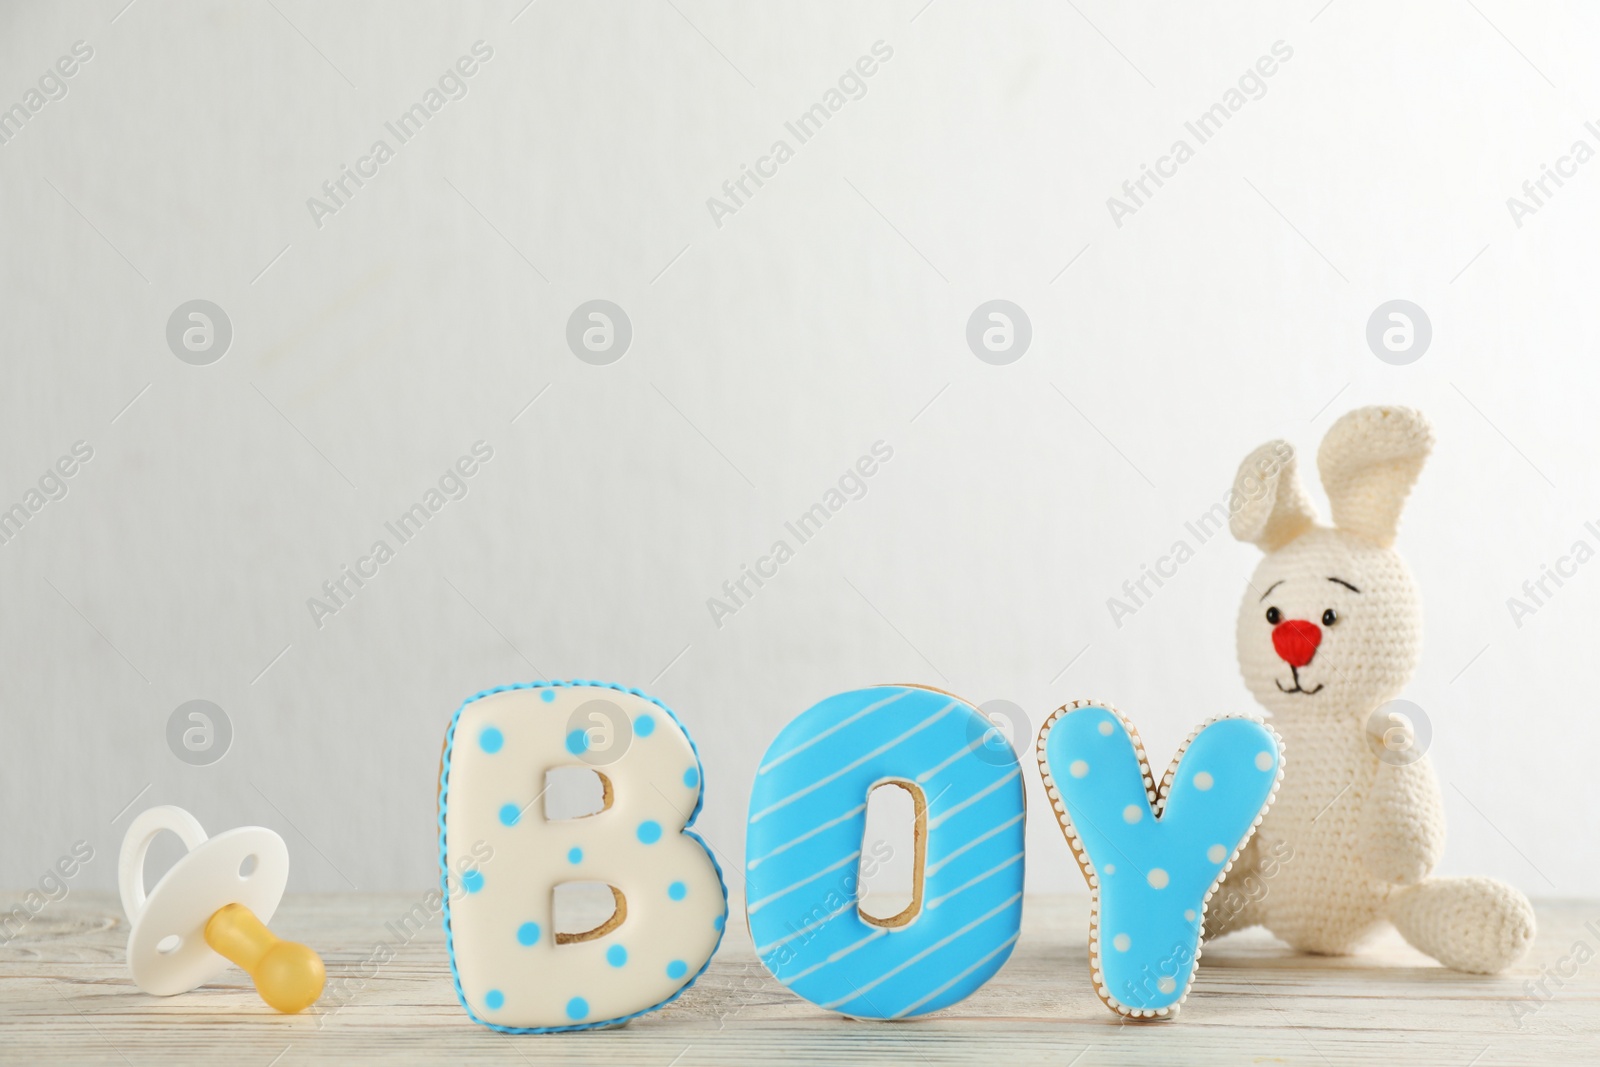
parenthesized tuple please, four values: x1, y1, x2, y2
(119, 805, 325, 1013)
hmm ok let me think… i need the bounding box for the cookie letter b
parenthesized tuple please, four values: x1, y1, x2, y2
(439, 682, 726, 1032)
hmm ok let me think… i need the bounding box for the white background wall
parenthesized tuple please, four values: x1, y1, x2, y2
(2, 0, 1596, 902)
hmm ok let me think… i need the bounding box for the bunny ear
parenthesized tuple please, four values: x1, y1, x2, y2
(1229, 440, 1315, 551)
(1317, 406, 1433, 547)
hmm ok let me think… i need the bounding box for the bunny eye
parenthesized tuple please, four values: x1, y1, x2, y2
(1265, 606, 1282, 625)
(1322, 608, 1339, 626)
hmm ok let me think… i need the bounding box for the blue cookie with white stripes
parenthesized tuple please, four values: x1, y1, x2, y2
(1037, 700, 1284, 1019)
(745, 685, 1026, 1019)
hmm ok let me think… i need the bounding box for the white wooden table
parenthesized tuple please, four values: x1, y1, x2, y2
(2, 892, 1592, 1065)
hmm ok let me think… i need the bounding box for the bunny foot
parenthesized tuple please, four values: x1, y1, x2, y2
(1202, 891, 1264, 941)
(1387, 876, 1535, 973)
(1203, 839, 1267, 941)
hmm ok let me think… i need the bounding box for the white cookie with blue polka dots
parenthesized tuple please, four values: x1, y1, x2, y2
(438, 681, 727, 1032)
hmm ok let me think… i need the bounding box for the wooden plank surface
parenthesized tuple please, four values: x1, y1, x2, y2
(2, 891, 1594, 1065)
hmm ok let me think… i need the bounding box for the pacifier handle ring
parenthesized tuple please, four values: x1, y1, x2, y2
(119, 806, 209, 922)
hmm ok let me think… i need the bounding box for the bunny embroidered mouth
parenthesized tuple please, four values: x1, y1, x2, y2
(1274, 666, 1323, 695)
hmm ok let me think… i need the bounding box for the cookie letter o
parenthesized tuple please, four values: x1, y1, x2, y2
(439, 682, 727, 1032)
(746, 685, 1026, 1019)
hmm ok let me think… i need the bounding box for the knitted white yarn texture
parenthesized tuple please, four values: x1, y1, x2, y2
(1209, 406, 1535, 974)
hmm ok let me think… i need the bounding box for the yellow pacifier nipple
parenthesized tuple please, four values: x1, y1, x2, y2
(203, 903, 326, 1013)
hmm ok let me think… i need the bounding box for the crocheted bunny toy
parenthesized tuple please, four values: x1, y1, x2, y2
(1207, 405, 1534, 973)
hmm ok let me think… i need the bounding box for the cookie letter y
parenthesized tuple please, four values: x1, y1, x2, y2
(1038, 702, 1282, 1018)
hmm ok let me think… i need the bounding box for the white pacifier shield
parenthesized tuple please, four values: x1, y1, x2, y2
(119, 806, 290, 996)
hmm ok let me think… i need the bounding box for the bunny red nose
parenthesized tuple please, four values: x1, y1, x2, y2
(1272, 620, 1322, 667)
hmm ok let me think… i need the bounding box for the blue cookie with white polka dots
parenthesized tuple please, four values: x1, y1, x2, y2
(1037, 701, 1283, 1018)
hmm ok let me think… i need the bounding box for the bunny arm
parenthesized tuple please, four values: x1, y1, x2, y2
(1356, 754, 1446, 886)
